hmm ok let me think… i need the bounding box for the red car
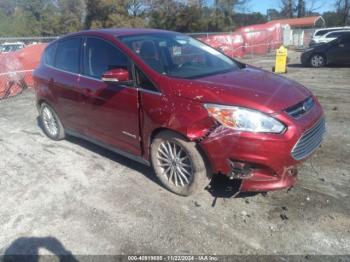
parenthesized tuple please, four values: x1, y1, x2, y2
(33, 29, 326, 196)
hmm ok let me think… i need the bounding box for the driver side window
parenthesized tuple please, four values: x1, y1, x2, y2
(83, 37, 128, 79)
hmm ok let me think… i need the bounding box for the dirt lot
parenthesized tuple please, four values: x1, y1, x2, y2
(0, 51, 349, 257)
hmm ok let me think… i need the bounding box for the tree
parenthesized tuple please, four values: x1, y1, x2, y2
(214, 0, 247, 16)
(56, 0, 85, 34)
(323, 11, 344, 26)
(297, 0, 305, 17)
(335, 0, 350, 25)
(267, 8, 282, 21)
(84, 0, 147, 29)
(0, 0, 21, 16)
(234, 12, 267, 26)
(280, 0, 294, 18)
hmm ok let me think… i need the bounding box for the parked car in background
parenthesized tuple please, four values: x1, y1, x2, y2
(310, 29, 350, 46)
(0, 42, 25, 53)
(302, 33, 350, 67)
(34, 29, 325, 196)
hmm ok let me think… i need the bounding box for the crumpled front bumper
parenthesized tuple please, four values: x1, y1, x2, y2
(199, 103, 324, 192)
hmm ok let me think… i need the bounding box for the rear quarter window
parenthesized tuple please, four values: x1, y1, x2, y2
(42, 42, 58, 66)
(326, 32, 340, 38)
(315, 30, 331, 36)
(54, 38, 81, 73)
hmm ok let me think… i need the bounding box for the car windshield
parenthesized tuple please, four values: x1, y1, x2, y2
(118, 33, 240, 79)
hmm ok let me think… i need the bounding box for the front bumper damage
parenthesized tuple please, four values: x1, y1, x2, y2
(198, 103, 324, 193)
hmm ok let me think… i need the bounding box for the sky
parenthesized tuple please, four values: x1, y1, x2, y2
(206, 0, 336, 14)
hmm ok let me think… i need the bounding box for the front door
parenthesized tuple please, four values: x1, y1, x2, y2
(327, 36, 350, 64)
(78, 37, 141, 156)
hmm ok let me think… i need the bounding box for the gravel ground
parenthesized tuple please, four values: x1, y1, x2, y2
(0, 51, 349, 257)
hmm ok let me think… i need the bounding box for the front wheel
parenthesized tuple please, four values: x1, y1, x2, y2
(151, 131, 210, 196)
(310, 54, 326, 68)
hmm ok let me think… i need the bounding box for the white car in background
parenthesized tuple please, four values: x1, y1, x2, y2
(0, 42, 25, 53)
(310, 27, 350, 46)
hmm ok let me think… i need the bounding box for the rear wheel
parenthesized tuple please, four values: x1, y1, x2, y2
(40, 103, 65, 141)
(151, 131, 209, 196)
(310, 54, 326, 68)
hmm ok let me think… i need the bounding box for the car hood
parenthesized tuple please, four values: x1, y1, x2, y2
(169, 66, 312, 114)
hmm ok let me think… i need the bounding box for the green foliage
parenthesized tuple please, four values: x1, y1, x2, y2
(0, 0, 85, 36)
(0, 0, 347, 37)
(234, 12, 267, 26)
(84, 0, 146, 28)
(323, 11, 348, 27)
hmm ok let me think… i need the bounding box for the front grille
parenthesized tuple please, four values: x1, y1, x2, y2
(291, 118, 326, 160)
(285, 96, 315, 118)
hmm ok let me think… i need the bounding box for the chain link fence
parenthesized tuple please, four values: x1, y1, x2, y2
(0, 41, 48, 99)
(0, 36, 58, 45)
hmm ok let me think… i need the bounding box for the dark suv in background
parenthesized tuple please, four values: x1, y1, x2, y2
(302, 33, 350, 67)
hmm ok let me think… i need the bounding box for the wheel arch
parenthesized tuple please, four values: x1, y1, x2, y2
(37, 99, 66, 128)
(148, 127, 213, 178)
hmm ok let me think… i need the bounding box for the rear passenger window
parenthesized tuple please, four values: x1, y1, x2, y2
(83, 37, 128, 79)
(55, 38, 81, 73)
(42, 42, 57, 66)
(327, 32, 340, 38)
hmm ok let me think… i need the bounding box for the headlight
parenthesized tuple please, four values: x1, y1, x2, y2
(204, 104, 285, 133)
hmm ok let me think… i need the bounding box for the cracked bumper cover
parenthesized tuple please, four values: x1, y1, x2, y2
(198, 105, 324, 192)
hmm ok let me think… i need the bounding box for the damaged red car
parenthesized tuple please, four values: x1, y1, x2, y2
(33, 29, 326, 196)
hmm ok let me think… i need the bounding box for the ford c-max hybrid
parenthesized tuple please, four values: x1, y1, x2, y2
(33, 29, 326, 196)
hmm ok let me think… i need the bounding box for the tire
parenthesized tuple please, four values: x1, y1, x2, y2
(310, 54, 326, 68)
(39, 102, 65, 141)
(151, 131, 210, 196)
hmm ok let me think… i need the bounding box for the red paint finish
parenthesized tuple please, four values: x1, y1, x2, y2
(33, 29, 325, 193)
(77, 76, 141, 156)
(199, 99, 323, 192)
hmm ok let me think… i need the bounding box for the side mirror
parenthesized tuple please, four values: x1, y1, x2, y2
(102, 68, 131, 84)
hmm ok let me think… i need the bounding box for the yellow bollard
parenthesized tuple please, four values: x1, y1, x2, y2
(274, 45, 288, 74)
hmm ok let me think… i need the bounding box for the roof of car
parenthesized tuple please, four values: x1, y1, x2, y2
(315, 26, 350, 32)
(325, 30, 350, 35)
(72, 28, 175, 37)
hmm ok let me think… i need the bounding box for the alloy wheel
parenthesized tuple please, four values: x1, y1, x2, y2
(42, 106, 59, 137)
(311, 54, 325, 67)
(157, 141, 193, 187)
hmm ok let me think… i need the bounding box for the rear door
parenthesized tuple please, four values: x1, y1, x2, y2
(48, 37, 86, 132)
(78, 36, 141, 156)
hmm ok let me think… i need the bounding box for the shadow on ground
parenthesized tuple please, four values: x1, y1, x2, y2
(37, 117, 259, 202)
(288, 63, 350, 68)
(206, 175, 259, 206)
(287, 63, 306, 68)
(1, 237, 77, 262)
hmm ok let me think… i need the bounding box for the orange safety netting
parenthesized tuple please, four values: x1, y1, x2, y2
(0, 43, 46, 99)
